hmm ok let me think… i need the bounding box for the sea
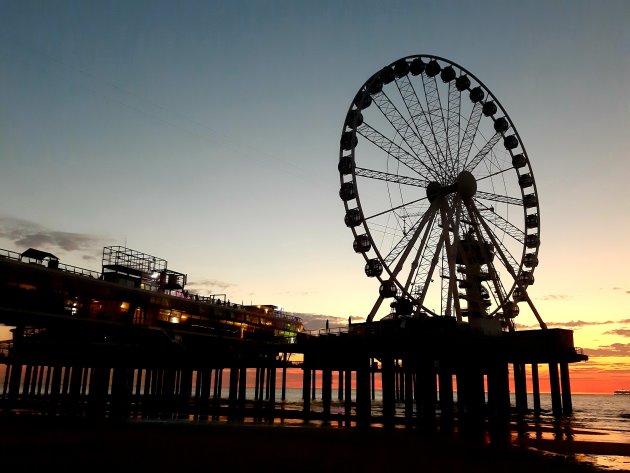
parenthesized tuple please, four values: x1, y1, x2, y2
(521, 392, 630, 472)
(1, 373, 629, 470)
(268, 389, 630, 472)
(510, 392, 630, 472)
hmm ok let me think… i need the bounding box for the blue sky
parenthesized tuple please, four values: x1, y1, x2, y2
(0, 1, 628, 341)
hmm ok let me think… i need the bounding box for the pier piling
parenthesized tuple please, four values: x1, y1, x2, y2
(0, 320, 588, 442)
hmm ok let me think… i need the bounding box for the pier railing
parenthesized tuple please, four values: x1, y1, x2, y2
(56, 262, 101, 279)
(304, 327, 350, 337)
(0, 248, 21, 260)
(0, 248, 102, 279)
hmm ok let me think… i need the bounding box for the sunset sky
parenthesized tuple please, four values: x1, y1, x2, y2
(0, 0, 628, 393)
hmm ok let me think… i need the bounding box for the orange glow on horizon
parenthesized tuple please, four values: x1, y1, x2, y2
(1, 327, 628, 395)
(278, 361, 629, 395)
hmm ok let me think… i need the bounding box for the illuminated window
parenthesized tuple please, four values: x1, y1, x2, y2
(133, 307, 146, 325)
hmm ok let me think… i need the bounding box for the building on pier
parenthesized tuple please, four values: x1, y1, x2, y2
(0, 245, 303, 343)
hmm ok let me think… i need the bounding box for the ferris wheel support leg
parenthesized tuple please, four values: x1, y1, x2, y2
(390, 204, 437, 281)
(463, 201, 514, 330)
(417, 233, 446, 311)
(403, 211, 437, 294)
(439, 204, 462, 322)
(367, 296, 385, 323)
(467, 200, 547, 330)
(523, 291, 547, 330)
(447, 198, 465, 322)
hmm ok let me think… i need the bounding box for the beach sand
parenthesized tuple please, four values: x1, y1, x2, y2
(0, 417, 624, 472)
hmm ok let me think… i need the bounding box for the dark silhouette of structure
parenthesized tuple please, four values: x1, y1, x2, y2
(0, 244, 585, 439)
(0, 55, 588, 444)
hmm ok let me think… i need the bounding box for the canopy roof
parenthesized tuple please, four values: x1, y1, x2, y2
(21, 248, 59, 261)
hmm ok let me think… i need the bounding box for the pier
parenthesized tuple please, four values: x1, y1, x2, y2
(0, 309, 586, 438)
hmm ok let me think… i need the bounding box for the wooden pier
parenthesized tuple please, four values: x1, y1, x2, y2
(0, 311, 587, 440)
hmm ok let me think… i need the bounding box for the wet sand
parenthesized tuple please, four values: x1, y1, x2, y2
(519, 437, 630, 456)
(0, 417, 622, 472)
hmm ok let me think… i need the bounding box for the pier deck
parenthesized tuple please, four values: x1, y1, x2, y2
(0, 306, 587, 435)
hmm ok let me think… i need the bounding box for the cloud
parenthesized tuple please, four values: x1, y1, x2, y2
(546, 319, 628, 328)
(541, 294, 570, 301)
(516, 318, 630, 330)
(604, 329, 630, 337)
(572, 360, 630, 375)
(291, 312, 364, 331)
(271, 290, 312, 297)
(186, 278, 236, 293)
(513, 322, 534, 330)
(0, 216, 106, 255)
(584, 343, 630, 357)
(553, 320, 609, 328)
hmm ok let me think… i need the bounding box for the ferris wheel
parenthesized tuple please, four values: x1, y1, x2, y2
(338, 55, 546, 331)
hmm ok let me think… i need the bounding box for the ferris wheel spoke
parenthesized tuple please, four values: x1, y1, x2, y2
(392, 76, 447, 179)
(355, 167, 428, 188)
(357, 122, 434, 180)
(367, 93, 421, 160)
(467, 199, 546, 329)
(371, 90, 427, 156)
(383, 229, 418, 266)
(476, 166, 513, 182)
(369, 222, 408, 246)
(392, 76, 427, 139)
(495, 242, 520, 280)
(477, 232, 518, 298)
(373, 90, 445, 181)
(383, 205, 436, 266)
(396, 76, 446, 178)
(469, 201, 521, 274)
(363, 196, 428, 221)
(446, 81, 462, 175)
(412, 217, 445, 305)
(475, 200, 525, 245)
(386, 205, 438, 280)
(457, 102, 483, 167)
(475, 191, 522, 206)
(479, 231, 523, 275)
(463, 132, 502, 173)
(402, 212, 437, 294)
(420, 76, 450, 172)
(439, 204, 462, 320)
(416, 80, 450, 178)
(468, 200, 540, 285)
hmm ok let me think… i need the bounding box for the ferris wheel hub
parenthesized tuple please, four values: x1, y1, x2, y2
(426, 181, 443, 203)
(457, 171, 477, 199)
(426, 171, 477, 203)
